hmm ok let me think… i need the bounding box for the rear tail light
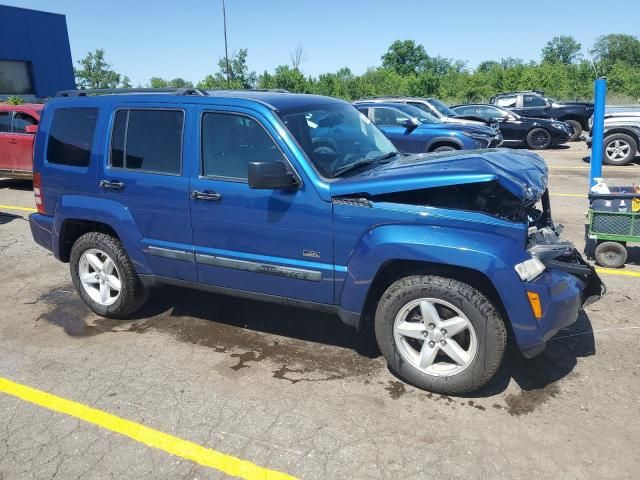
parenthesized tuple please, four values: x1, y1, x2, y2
(33, 172, 46, 214)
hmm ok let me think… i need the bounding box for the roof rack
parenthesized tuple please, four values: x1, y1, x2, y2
(55, 88, 209, 98)
(208, 88, 290, 94)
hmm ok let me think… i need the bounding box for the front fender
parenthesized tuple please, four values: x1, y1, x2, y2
(338, 224, 544, 349)
(53, 195, 152, 274)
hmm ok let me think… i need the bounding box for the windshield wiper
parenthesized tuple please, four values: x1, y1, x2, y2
(333, 152, 398, 177)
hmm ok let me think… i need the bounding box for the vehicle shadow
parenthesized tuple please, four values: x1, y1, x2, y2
(0, 211, 23, 226)
(130, 285, 381, 359)
(464, 311, 596, 398)
(0, 178, 33, 190)
(129, 284, 595, 394)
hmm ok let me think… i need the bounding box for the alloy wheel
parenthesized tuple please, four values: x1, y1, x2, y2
(393, 298, 478, 376)
(78, 248, 122, 306)
(606, 139, 631, 161)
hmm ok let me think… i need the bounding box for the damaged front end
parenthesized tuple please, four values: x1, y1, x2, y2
(526, 191, 605, 308)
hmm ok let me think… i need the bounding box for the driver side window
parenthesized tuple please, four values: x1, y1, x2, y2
(373, 107, 407, 127)
(523, 95, 547, 108)
(201, 112, 284, 180)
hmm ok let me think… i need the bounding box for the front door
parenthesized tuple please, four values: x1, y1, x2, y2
(371, 107, 417, 153)
(98, 105, 196, 281)
(189, 106, 334, 304)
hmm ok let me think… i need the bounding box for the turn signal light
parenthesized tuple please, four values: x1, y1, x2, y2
(527, 291, 543, 320)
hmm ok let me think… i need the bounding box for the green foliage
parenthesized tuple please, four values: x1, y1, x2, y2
(542, 35, 582, 64)
(198, 49, 257, 90)
(84, 34, 640, 105)
(6, 96, 24, 105)
(74, 49, 129, 89)
(591, 34, 640, 74)
(148, 77, 193, 88)
(381, 40, 430, 76)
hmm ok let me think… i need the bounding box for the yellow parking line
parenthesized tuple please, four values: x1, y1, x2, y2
(596, 268, 640, 278)
(0, 377, 296, 480)
(0, 204, 37, 212)
(550, 193, 587, 198)
(548, 165, 637, 170)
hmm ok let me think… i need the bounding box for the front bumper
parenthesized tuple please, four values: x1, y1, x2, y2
(520, 248, 605, 359)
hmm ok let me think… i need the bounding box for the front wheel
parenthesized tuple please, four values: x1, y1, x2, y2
(375, 275, 507, 395)
(432, 145, 458, 153)
(70, 232, 149, 318)
(526, 128, 552, 150)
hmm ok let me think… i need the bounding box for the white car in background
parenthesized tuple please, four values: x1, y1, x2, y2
(587, 109, 640, 165)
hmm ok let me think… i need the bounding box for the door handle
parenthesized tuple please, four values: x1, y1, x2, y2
(99, 180, 125, 190)
(8, 139, 18, 144)
(191, 190, 222, 201)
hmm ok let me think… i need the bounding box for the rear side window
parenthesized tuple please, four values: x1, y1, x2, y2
(110, 109, 183, 175)
(0, 112, 12, 133)
(47, 108, 99, 167)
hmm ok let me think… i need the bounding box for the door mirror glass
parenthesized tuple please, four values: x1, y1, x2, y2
(24, 124, 38, 134)
(248, 161, 298, 190)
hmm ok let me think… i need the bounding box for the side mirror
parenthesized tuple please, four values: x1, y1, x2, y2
(24, 125, 38, 134)
(248, 161, 298, 190)
(402, 118, 420, 131)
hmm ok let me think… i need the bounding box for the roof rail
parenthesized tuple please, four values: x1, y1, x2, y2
(493, 89, 545, 97)
(55, 88, 209, 98)
(208, 88, 290, 94)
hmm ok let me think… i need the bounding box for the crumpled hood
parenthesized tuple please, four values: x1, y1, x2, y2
(330, 149, 548, 202)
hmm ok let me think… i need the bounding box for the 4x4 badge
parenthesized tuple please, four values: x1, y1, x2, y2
(303, 250, 320, 258)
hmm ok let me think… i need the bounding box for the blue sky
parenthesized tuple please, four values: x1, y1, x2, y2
(6, 0, 639, 85)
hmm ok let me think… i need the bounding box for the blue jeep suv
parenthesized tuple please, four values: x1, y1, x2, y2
(29, 88, 603, 394)
(355, 102, 502, 153)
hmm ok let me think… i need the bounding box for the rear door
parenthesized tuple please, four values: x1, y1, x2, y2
(98, 104, 196, 281)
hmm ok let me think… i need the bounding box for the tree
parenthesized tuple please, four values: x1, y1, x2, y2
(542, 35, 582, 64)
(381, 40, 429, 76)
(590, 34, 640, 72)
(149, 77, 193, 88)
(74, 49, 128, 89)
(290, 44, 307, 70)
(258, 65, 309, 92)
(198, 48, 257, 89)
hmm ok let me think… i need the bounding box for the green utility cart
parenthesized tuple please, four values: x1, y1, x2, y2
(588, 188, 640, 268)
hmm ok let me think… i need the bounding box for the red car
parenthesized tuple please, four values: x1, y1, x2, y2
(0, 103, 43, 179)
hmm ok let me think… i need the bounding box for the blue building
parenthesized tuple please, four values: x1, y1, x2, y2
(0, 6, 75, 99)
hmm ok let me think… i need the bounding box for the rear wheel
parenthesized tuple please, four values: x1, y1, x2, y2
(603, 133, 637, 166)
(70, 232, 149, 318)
(526, 128, 552, 150)
(375, 275, 506, 395)
(565, 120, 583, 142)
(595, 241, 627, 268)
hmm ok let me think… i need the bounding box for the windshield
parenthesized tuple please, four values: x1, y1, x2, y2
(394, 104, 440, 123)
(427, 98, 458, 117)
(279, 103, 397, 179)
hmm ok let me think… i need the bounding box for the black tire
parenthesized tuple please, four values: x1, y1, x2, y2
(70, 232, 149, 318)
(565, 120, 583, 142)
(525, 128, 552, 150)
(375, 275, 507, 395)
(602, 133, 638, 166)
(432, 145, 458, 153)
(595, 241, 628, 268)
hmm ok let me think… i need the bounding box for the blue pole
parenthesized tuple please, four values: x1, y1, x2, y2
(589, 77, 607, 188)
